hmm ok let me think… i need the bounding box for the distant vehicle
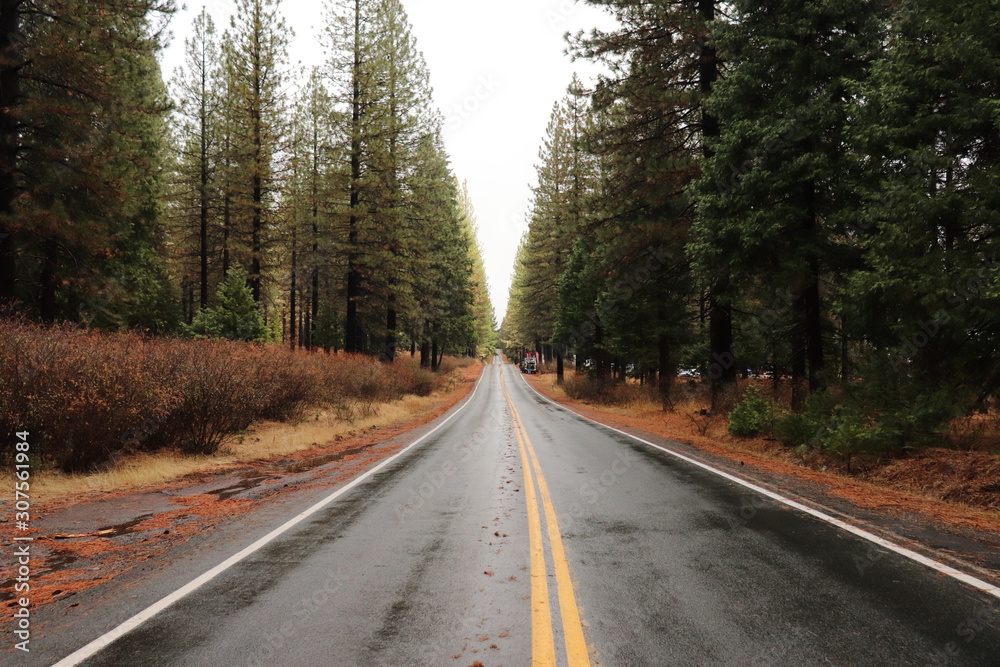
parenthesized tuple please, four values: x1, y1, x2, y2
(521, 351, 539, 374)
(677, 367, 700, 379)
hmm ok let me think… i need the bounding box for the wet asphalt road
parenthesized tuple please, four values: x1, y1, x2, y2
(45, 358, 1000, 666)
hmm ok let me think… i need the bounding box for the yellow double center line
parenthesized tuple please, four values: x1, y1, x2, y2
(500, 365, 591, 667)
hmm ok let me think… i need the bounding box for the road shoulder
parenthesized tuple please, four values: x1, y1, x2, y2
(519, 370, 1000, 587)
(1, 363, 484, 624)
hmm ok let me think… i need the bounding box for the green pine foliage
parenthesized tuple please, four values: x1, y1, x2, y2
(189, 269, 270, 342)
(727, 386, 781, 438)
(0, 0, 491, 365)
(508, 0, 1000, 455)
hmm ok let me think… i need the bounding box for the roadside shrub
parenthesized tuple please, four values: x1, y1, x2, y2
(393, 359, 437, 397)
(0, 323, 180, 471)
(560, 373, 656, 406)
(0, 320, 470, 469)
(188, 269, 270, 342)
(775, 391, 839, 448)
(727, 386, 780, 437)
(775, 377, 962, 467)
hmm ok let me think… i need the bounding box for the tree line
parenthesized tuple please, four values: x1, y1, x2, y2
(503, 0, 999, 453)
(0, 0, 495, 363)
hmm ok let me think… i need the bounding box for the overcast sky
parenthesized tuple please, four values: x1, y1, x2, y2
(158, 0, 615, 321)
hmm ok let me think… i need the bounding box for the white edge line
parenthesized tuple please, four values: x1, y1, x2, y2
(52, 365, 489, 667)
(514, 368, 1000, 601)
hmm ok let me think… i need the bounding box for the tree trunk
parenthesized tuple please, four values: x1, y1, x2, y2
(199, 94, 210, 309)
(595, 321, 612, 382)
(556, 348, 564, 384)
(658, 333, 673, 408)
(805, 256, 824, 393)
(431, 339, 439, 372)
(0, 0, 21, 308)
(840, 311, 850, 381)
(344, 0, 364, 354)
(289, 244, 297, 350)
(222, 188, 231, 276)
(304, 309, 311, 351)
(250, 136, 263, 303)
(791, 296, 808, 411)
(420, 340, 430, 368)
(709, 280, 737, 411)
(384, 304, 397, 362)
(39, 238, 58, 322)
(311, 121, 321, 355)
(700, 0, 736, 412)
(803, 180, 824, 393)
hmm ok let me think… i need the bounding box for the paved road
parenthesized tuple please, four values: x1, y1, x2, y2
(45, 358, 1000, 666)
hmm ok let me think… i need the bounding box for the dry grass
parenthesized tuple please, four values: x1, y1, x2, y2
(31, 363, 477, 502)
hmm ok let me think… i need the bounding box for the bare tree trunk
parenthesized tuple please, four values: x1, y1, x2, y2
(344, 0, 364, 354)
(658, 333, 674, 408)
(0, 1, 21, 308)
(39, 239, 58, 322)
(700, 0, 737, 412)
(791, 297, 808, 411)
(384, 303, 397, 362)
(289, 243, 297, 350)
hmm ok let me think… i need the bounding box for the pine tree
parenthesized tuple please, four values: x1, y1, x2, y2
(458, 182, 497, 357)
(694, 0, 883, 409)
(0, 0, 177, 323)
(325, 0, 438, 356)
(285, 68, 343, 350)
(572, 0, 730, 403)
(506, 82, 596, 371)
(189, 268, 269, 341)
(849, 0, 1000, 416)
(224, 0, 289, 306)
(171, 7, 222, 312)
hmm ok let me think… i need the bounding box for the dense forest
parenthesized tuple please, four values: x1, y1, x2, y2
(503, 0, 1000, 455)
(0, 0, 495, 362)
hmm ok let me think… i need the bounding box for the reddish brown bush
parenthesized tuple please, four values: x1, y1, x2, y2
(0, 321, 464, 470)
(561, 373, 658, 406)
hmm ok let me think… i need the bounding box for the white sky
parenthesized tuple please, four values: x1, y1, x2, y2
(158, 0, 615, 322)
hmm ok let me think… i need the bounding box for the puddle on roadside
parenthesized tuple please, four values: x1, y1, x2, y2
(1, 549, 82, 603)
(204, 442, 380, 499)
(213, 476, 269, 501)
(97, 513, 155, 538)
(282, 443, 376, 474)
(44, 549, 81, 572)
